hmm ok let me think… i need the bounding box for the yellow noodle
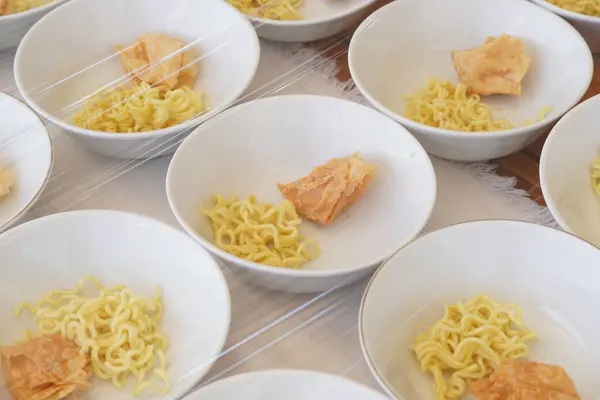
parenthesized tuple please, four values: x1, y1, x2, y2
(404, 77, 552, 132)
(72, 82, 208, 133)
(590, 158, 600, 197)
(413, 295, 537, 400)
(201, 194, 320, 268)
(227, 0, 304, 20)
(15, 275, 170, 396)
(522, 105, 554, 126)
(548, 0, 600, 16)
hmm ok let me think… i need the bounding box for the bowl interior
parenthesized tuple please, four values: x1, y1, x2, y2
(350, 0, 591, 130)
(361, 220, 600, 400)
(185, 370, 388, 399)
(15, 0, 258, 132)
(167, 95, 436, 274)
(0, 210, 230, 400)
(541, 94, 600, 247)
(0, 93, 51, 231)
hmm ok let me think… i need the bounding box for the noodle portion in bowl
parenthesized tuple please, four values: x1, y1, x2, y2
(547, 0, 600, 17)
(227, 0, 304, 20)
(413, 295, 537, 400)
(405, 78, 512, 132)
(0, 0, 53, 15)
(202, 194, 320, 269)
(6, 275, 170, 397)
(404, 78, 553, 132)
(73, 82, 207, 133)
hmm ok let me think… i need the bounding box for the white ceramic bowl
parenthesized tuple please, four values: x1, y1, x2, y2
(184, 370, 389, 400)
(0, 0, 68, 51)
(0, 92, 52, 232)
(540, 93, 600, 247)
(244, 0, 376, 42)
(167, 94, 436, 293)
(348, 0, 593, 162)
(14, 0, 260, 159)
(0, 210, 231, 400)
(530, 0, 600, 53)
(360, 220, 600, 400)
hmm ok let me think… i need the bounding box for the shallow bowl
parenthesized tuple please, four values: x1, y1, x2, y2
(167, 94, 436, 293)
(360, 220, 600, 399)
(14, 0, 260, 159)
(349, 0, 592, 162)
(0, 92, 52, 232)
(0, 210, 231, 400)
(540, 93, 600, 247)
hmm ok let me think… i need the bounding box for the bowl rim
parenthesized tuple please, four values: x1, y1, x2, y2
(0, 208, 233, 398)
(539, 93, 600, 236)
(0, 0, 69, 21)
(530, 0, 600, 23)
(238, 0, 377, 27)
(166, 93, 438, 279)
(347, 0, 594, 139)
(185, 369, 392, 398)
(357, 218, 600, 400)
(0, 91, 54, 233)
(13, 0, 261, 141)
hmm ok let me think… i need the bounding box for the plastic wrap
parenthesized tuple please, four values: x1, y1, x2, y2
(2, 0, 587, 399)
(0, 1, 385, 398)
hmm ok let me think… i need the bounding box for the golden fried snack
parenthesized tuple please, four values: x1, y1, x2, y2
(117, 33, 198, 89)
(451, 34, 532, 96)
(277, 153, 376, 225)
(471, 359, 581, 400)
(0, 335, 92, 400)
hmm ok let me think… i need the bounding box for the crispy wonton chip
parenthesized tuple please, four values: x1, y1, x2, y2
(0, 335, 91, 400)
(451, 34, 532, 96)
(117, 33, 198, 89)
(471, 359, 581, 400)
(277, 153, 376, 225)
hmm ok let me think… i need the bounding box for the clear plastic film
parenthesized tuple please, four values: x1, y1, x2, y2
(0, 0, 578, 399)
(0, 0, 387, 398)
